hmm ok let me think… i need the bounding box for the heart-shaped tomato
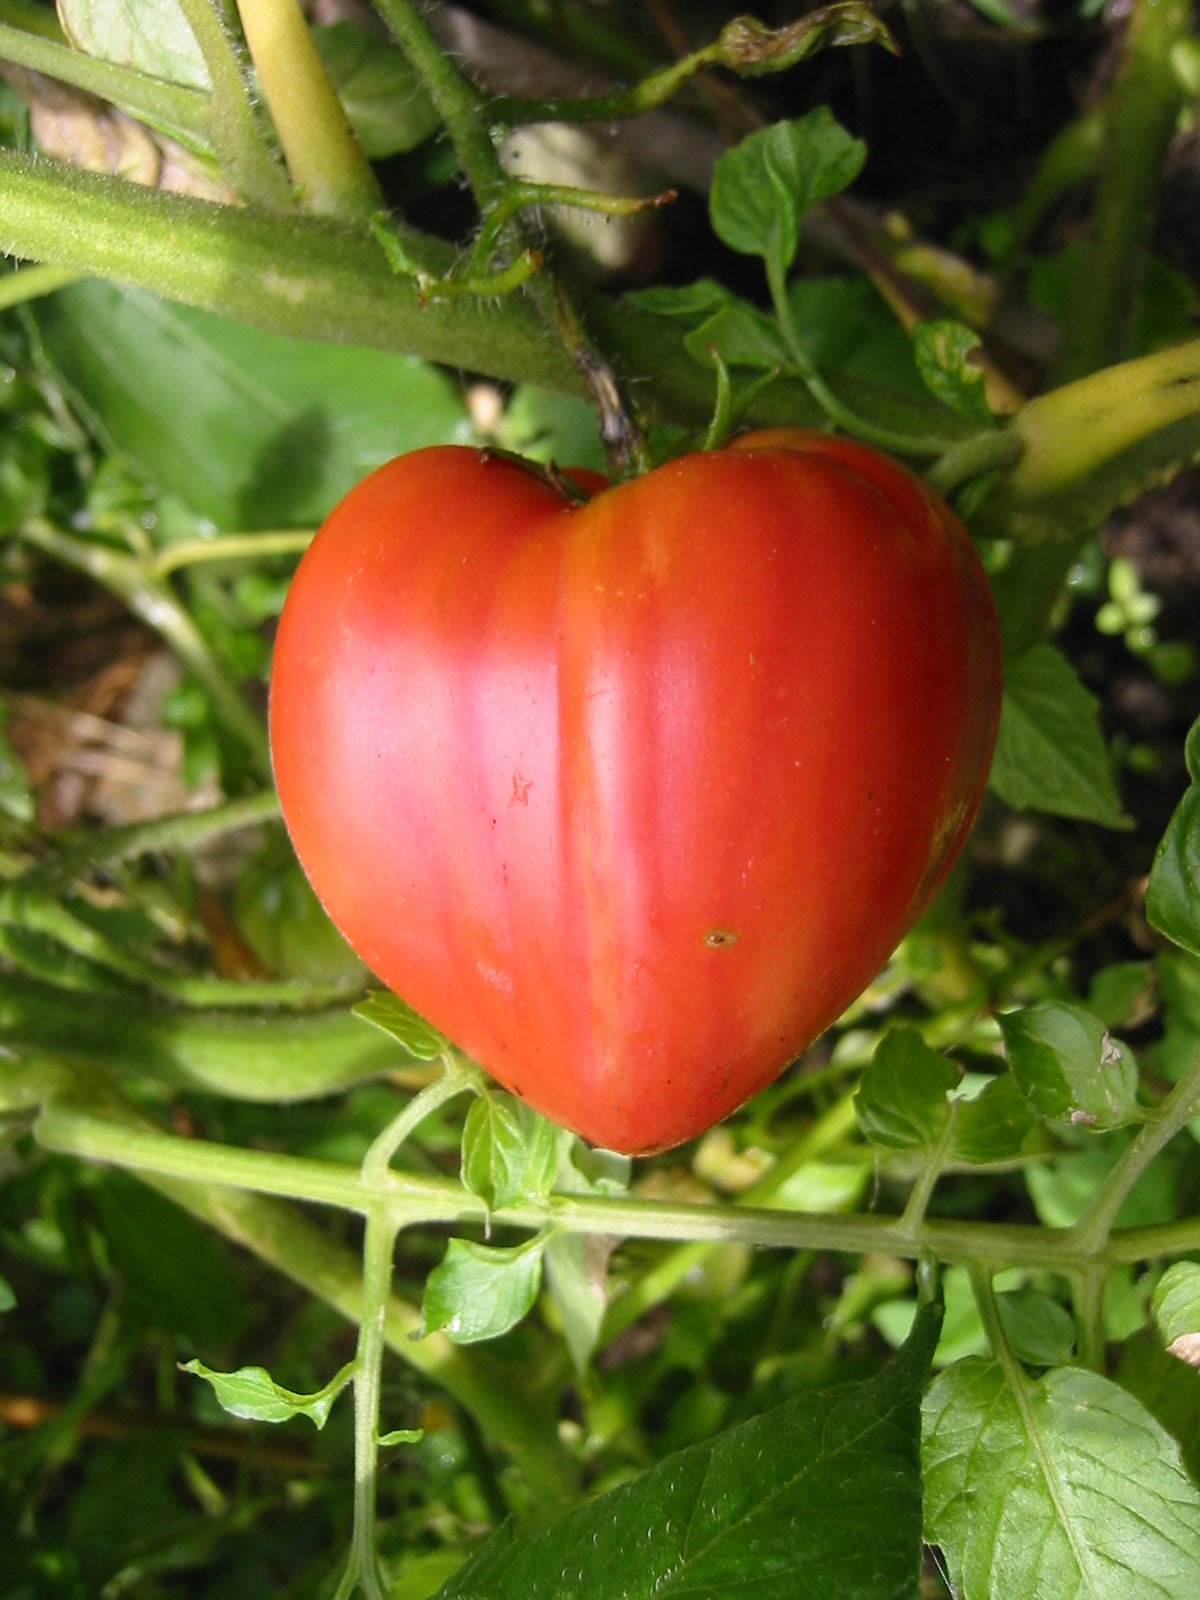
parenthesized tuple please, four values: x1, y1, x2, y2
(269, 430, 1001, 1153)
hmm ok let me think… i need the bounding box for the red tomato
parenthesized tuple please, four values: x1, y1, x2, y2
(270, 430, 1001, 1153)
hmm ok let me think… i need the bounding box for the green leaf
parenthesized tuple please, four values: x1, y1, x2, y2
(1116, 1334, 1200, 1483)
(1000, 1000, 1140, 1130)
(0, 1274, 14, 1313)
(312, 21, 439, 158)
(352, 992, 448, 1060)
(58, 0, 210, 89)
(709, 109, 866, 281)
(420, 1237, 546, 1345)
(435, 1298, 940, 1598)
(912, 320, 993, 424)
(377, 1427, 423, 1447)
(854, 1027, 960, 1151)
(1153, 1263, 1200, 1366)
(989, 643, 1127, 826)
(924, 1359, 1200, 1599)
(947, 1073, 1040, 1164)
(994, 1289, 1075, 1368)
(1146, 718, 1200, 957)
(460, 1093, 560, 1210)
(180, 1358, 354, 1427)
(34, 281, 468, 529)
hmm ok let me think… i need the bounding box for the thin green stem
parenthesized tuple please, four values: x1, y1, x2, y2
(15, 790, 280, 896)
(1070, 1043, 1200, 1254)
(768, 257, 953, 458)
(341, 1204, 395, 1600)
(361, 1058, 482, 1186)
(0, 263, 83, 309)
(898, 1103, 958, 1235)
(1055, 0, 1192, 381)
(372, 0, 500, 203)
(174, 0, 293, 209)
(0, 20, 214, 146)
(17, 516, 270, 778)
(1069, 1267, 1107, 1372)
(33, 1095, 1200, 1275)
(153, 528, 313, 577)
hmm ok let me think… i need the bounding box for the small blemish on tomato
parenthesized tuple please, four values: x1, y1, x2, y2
(704, 928, 738, 949)
(510, 770, 533, 805)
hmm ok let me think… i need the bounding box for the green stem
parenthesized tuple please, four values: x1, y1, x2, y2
(153, 529, 314, 577)
(17, 515, 270, 778)
(174, 0, 293, 209)
(1070, 1043, 1200, 1254)
(234, 0, 381, 219)
(342, 1204, 395, 1600)
(15, 790, 280, 895)
(0, 20, 213, 147)
(361, 1058, 481, 1185)
(372, 0, 501, 203)
(898, 1102, 958, 1235)
(1069, 1267, 1107, 1372)
(768, 256, 954, 458)
(0, 263, 83, 309)
(1008, 337, 1200, 500)
(925, 426, 1024, 499)
(31, 1095, 1200, 1274)
(1055, 0, 1192, 381)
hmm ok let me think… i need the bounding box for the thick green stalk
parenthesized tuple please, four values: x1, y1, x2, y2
(1055, 0, 1192, 381)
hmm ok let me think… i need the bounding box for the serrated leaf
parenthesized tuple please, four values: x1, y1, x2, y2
(1153, 1263, 1200, 1366)
(947, 1073, 1040, 1164)
(709, 109, 866, 280)
(1000, 1000, 1140, 1129)
(924, 1358, 1200, 1599)
(1116, 1335, 1200, 1482)
(854, 1027, 960, 1151)
(435, 1298, 941, 1599)
(353, 992, 448, 1059)
(989, 643, 1126, 826)
(180, 1359, 353, 1427)
(1146, 718, 1200, 957)
(420, 1237, 545, 1345)
(59, 0, 210, 89)
(912, 320, 993, 424)
(35, 282, 468, 530)
(461, 1093, 560, 1210)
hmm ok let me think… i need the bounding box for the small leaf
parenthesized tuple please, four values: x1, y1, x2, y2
(180, 1359, 354, 1428)
(312, 21, 438, 158)
(460, 1093, 560, 1210)
(855, 1027, 960, 1151)
(543, 1233, 614, 1373)
(924, 1359, 1200, 1599)
(709, 109, 866, 280)
(912, 320, 993, 424)
(435, 1298, 941, 1599)
(377, 1428, 424, 1448)
(989, 644, 1126, 826)
(994, 1289, 1075, 1368)
(0, 1275, 15, 1313)
(353, 992, 448, 1059)
(420, 1237, 545, 1345)
(1146, 718, 1200, 957)
(1153, 1262, 1200, 1367)
(1000, 1000, 1140, 1129)
(716, 7, 896, 77)
(947, 1073, 1040, 1164)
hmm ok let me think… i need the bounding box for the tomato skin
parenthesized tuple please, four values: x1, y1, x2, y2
(270, 431, 1001, 1154)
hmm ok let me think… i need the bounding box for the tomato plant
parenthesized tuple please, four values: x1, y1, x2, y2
(270, 430, 1001, 1152)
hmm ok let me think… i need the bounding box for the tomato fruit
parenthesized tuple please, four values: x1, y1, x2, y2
(269, 429, 1001, 1153)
